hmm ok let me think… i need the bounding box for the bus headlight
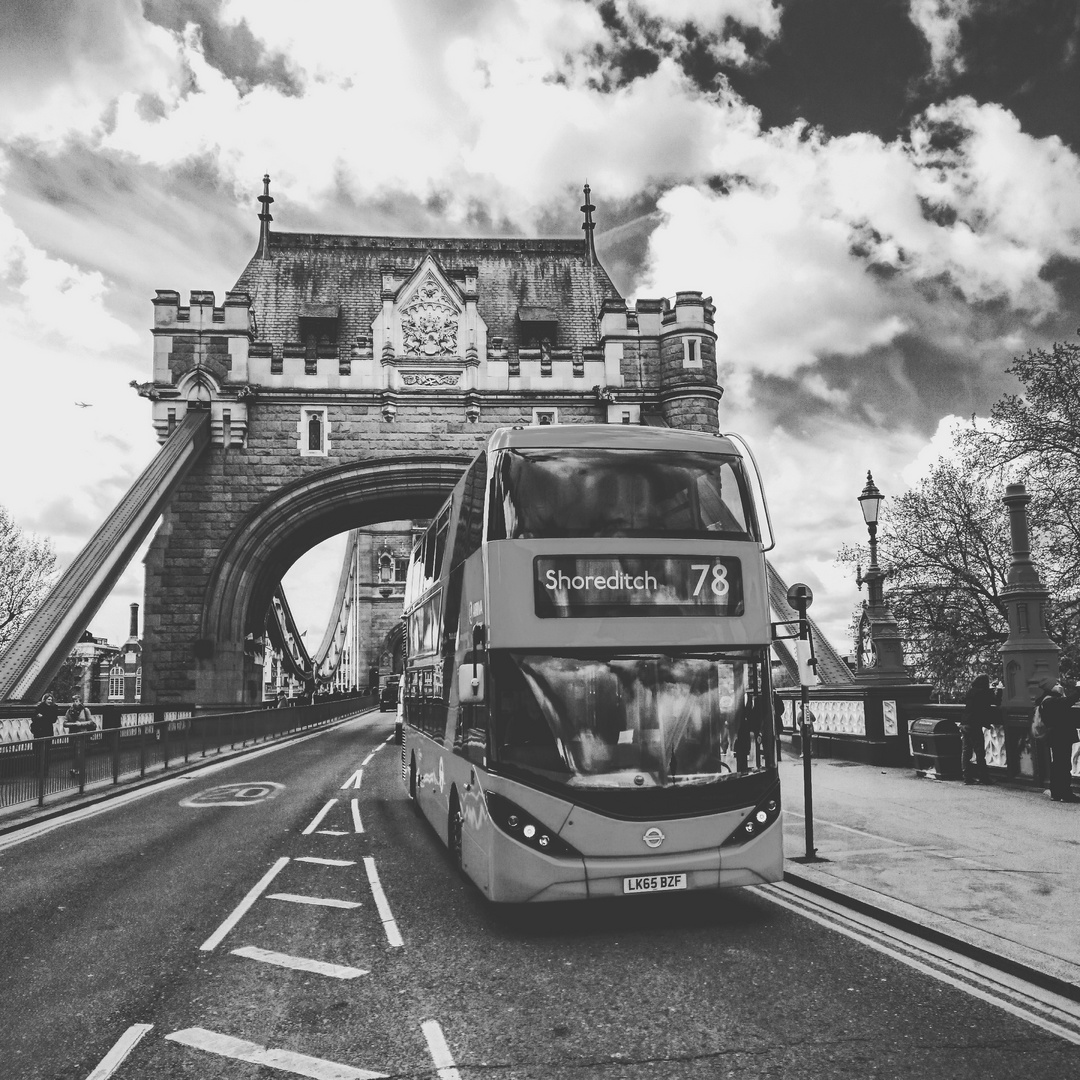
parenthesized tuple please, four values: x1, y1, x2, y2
(721, 788, 781, 847)
(486, 792, 580, 858)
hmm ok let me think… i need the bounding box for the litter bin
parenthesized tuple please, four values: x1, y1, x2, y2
(908, 717, 962, 779)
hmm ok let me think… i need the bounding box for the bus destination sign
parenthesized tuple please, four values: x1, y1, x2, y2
(534, 556, 744, 618)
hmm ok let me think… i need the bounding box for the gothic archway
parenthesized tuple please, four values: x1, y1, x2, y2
(194, 455, 470, 701)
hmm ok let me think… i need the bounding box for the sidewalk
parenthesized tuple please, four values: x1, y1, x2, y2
(779, 746, 1080, 994)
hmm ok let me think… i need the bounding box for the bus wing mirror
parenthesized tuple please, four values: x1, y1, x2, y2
(459, 662, 486, 704)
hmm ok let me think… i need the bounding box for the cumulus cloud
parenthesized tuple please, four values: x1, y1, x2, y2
(908, 0, 973, 80)
(0, 185, 139, 351)
(637, 97, 1080, 392)
(0, 0, 183, 145)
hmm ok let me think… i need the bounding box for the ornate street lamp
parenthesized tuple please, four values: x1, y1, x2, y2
(856, 471, 885, 611)
(854, 471, 908, 680)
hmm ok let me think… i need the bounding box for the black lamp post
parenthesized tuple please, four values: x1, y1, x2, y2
(856, 471, 885, 608)
(854, 471, 908, 680)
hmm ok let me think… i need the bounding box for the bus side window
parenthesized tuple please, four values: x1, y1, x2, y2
(451, 452, 487, 565)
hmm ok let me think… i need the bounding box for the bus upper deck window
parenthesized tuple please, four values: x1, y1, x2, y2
(493, 448, 755, 541)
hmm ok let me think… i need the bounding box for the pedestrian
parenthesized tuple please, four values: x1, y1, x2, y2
(961, 674, 995, 785)
(30, 692, 58, 778)
(1035, 679, 1080, 802)
(64, 696, 96, 779)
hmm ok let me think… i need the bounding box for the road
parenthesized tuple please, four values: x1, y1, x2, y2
(0, 711, 1077, 1079)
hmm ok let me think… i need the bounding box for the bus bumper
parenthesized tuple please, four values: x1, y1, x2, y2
(583, 849, 721, 899)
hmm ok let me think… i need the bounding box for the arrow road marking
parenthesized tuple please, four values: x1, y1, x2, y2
(231, 946, 368, 980)
(302, 800, 337, 834)
(341, 768, 364, 789)
(200, 857, 290, 951)
(165, 1027, 386, 1078)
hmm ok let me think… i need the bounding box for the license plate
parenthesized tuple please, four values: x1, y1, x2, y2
(623, 873, 687, 894)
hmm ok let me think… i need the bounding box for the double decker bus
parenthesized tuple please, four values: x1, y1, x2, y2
(400, 423, 781, 902)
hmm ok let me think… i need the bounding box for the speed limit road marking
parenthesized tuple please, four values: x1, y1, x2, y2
(180, 782, 284, 807)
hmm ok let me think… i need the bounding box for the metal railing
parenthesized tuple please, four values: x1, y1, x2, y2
(0, 696, 372, 812)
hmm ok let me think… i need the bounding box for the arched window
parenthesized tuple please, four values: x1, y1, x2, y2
(298, 407, 330, 456)
(109, 665, 125, 699)
(134, 667, 142, 701)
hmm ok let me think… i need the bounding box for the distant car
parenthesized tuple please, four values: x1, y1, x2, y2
(379, 676, 400, 712)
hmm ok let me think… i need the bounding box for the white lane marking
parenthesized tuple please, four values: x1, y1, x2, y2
(351, 798, 364, 834)
(296, 857, 355, 866)
(267, 892, 362, 909)
(317, 829, 348, 836)
(230, 946, 368, 980)
(165, 1027, 386, 1078)
(363, 857, 403, 948)
(341, 769, 364, 789)
(85, 1023, 153, 1079)
(421, 1020, 461, 1080)
(200, 857, 290, 951)
(0, 720, 359, 855)
(754, 884, 1080, 1046)
(303, 800, 337, 835)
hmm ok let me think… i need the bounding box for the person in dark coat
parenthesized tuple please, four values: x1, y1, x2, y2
(1036, 680, 1080, 802)
(30, 692, 58, 776)
(961, 675, 995, 784)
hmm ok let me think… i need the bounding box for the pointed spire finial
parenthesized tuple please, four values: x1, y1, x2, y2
(580, 181, 596, 260)
(257, 174, 274, 259)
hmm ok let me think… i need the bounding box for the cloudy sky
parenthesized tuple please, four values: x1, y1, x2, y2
(2, 0, 1079, 666)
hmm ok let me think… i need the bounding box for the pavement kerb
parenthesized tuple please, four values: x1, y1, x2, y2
(0, 709, 373, 838)
(783, 862, 1080, 1004)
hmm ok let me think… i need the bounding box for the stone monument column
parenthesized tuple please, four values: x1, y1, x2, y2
(999, 482, 1058, 709)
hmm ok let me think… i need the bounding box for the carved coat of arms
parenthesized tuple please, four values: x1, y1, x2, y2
(400, 277, 459, 357)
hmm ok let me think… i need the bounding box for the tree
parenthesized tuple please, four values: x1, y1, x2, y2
(958, 337, 1080, 605)
(839, 456, 1012, 699)
(842, 336, 1080, 696)
(0, 506, 57, 654)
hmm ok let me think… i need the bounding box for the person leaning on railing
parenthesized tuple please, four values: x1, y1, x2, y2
(30, 692, 58, 778)
(63, 696, 97, 778)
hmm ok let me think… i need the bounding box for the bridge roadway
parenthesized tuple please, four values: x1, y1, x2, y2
(0, 712, 1077, 1079)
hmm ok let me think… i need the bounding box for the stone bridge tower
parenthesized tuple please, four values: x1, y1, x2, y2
(140, 180, 724, 705)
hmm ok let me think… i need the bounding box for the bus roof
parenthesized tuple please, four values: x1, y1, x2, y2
(487, 424, 741, 455)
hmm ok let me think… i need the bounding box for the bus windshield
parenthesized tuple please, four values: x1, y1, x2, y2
(491, 650, 771, 788)
(489, 448, 755, 540)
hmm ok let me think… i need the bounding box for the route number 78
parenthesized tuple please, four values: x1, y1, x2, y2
(691, 562, 730, 597)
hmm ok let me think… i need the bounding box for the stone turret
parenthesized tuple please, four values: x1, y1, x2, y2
(658, 290, 722, 432)
(147, 289, 255, 446)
